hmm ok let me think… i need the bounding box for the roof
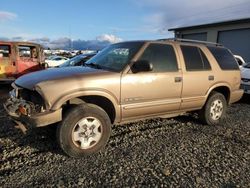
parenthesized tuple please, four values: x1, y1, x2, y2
(168, 17, 250, 31)
(0, 41, 42, 46)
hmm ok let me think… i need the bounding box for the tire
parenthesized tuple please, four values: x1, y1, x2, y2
(57, 103, 111, 158)
(198, 91, 227, 126)
(43, 63, 49, 69)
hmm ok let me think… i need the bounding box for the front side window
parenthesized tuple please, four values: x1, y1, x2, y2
(54, 57, 62, 61)
(181, 45, 211, 71)
(85, 42, 144, 72)
(138, 43, 178, 72)
(0, 45, 11, 58)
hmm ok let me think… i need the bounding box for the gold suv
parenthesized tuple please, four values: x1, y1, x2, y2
(4, 39, 243, 157)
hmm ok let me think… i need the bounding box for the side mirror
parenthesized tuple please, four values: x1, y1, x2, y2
(131, 60, 153, 73)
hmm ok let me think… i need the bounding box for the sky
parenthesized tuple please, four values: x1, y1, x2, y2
(1, 0, 250, 49)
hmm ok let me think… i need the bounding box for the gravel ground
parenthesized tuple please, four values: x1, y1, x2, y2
(0, 85, 250, 187)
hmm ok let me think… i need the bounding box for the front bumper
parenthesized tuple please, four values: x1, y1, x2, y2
(4, 98, 62, 129)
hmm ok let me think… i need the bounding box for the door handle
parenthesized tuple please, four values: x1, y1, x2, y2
(208, 75, 214, 81)
(175, 77, 182, 82)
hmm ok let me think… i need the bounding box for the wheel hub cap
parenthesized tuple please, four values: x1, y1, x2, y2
(210, 99, 223, 121)
(72, 117, 102, 149)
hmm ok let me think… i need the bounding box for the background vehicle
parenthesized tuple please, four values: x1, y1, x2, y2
(59, 53, 97, 67)
(46, 55, 57, 60)
(0, 41, 44, 81)
(234, 55, 246, 67)
(45, 56, 68, 67)
(240, 62, 250, 94)
(4, 39, 243, 157)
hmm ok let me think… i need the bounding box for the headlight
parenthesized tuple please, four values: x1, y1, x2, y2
(9, 89, 18, 98)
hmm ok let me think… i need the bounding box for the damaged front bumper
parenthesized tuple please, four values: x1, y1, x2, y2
(4, 97, 62, 132)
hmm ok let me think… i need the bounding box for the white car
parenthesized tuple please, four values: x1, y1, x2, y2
(45, 56, 69, 67)
(240, 63, 250, 94)
(234, 55, 246, 67)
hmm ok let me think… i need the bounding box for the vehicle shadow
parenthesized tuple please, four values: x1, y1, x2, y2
(237, 94, 250, 104)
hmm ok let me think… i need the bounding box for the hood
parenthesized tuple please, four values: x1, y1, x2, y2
(15, 66, 108, 89)
(241, 67, 250, 79)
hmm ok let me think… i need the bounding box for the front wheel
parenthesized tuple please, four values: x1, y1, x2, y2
(198, 91, 227, 126)
(57, 104, 111, 158)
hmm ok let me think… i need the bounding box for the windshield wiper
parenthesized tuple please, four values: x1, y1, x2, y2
(85, 62, 102, 69)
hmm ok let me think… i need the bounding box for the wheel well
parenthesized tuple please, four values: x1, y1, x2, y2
(65, 95, 116, 124)
(211, 86, 230, 103)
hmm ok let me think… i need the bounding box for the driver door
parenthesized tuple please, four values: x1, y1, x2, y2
(121, 42, 183, 121)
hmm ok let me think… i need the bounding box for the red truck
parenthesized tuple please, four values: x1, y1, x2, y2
(0, 41, 45, 82)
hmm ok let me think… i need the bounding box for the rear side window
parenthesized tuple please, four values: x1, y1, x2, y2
(208, 46, 239, 70)
(139, 43, 178, 72)
(18, 46, 38, 59)
(0, 45, 11, 58)
(181, 46, 211, 71)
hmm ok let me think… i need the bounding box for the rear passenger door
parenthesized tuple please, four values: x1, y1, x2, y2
(121, 42, 182, 121)
(180, 45, 214, 109)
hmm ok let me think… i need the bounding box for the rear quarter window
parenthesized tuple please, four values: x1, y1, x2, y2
(207, 46, 239, 70)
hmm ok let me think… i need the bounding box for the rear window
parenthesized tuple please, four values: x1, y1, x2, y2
(181, 45, 211, 71)
(208, 46, 239, 70)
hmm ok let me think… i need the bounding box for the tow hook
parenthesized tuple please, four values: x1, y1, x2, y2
(18, 105, 28, 115)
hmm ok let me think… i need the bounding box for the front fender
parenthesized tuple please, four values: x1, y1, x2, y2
(50, 88, 121, 121)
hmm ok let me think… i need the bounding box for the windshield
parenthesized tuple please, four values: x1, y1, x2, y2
(85, 42, 144, 72)
(59, 55, 86, 67)
(243, 63, 250, 69)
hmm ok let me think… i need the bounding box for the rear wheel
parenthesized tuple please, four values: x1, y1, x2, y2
(198, 91, 227, 125)
(57, 104, 111, 157)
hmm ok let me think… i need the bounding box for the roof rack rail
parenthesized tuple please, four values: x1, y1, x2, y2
(157, 38, 223, 47)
